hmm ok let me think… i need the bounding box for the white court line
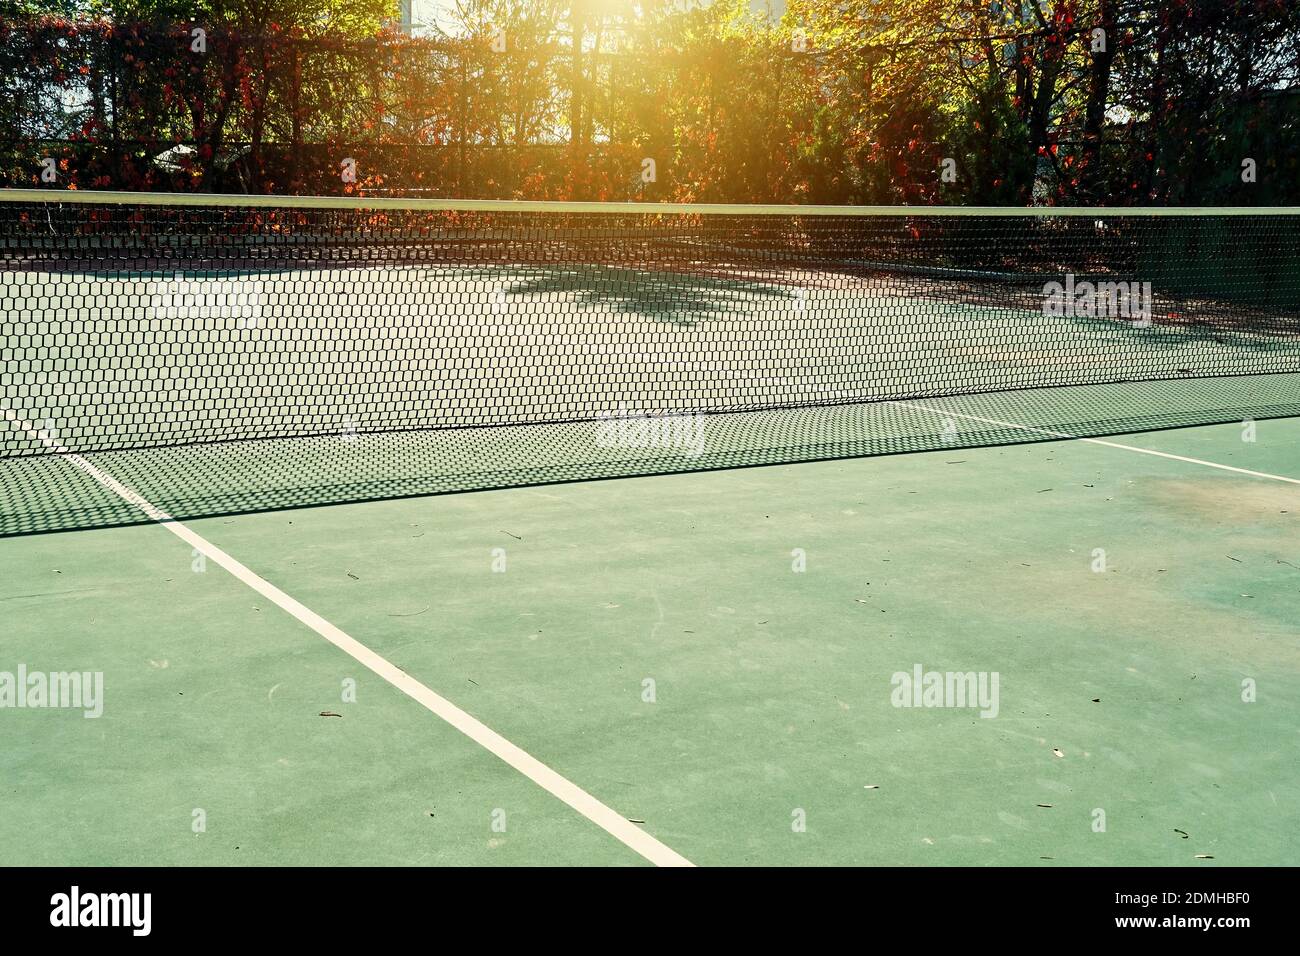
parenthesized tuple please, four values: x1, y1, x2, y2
(888, 400, 1300, 485)
(2, 409, 694, 868)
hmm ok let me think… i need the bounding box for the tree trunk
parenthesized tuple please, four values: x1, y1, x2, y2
(1079, 0, 1117, 201)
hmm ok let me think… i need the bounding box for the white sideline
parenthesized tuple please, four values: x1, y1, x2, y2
(887, 400, 1300, 485)
(2, 409, 694, 868)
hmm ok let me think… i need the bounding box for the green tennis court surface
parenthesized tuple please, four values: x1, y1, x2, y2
(2, 413, 1297, 865)
(2, 194, 1297, 866)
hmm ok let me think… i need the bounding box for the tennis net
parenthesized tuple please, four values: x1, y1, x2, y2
(2, 190, 1299, 533)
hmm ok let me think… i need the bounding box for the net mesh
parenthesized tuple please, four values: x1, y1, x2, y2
(2, 192, 1299, 534)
